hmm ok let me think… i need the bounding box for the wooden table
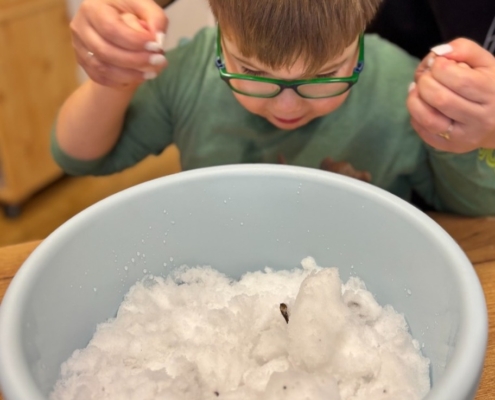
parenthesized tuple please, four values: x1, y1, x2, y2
(0, 213, 494, 399)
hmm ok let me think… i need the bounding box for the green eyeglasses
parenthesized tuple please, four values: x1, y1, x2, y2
(215, 27, 365, 99)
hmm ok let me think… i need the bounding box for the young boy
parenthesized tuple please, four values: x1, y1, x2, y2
(52, 0, 495, 216)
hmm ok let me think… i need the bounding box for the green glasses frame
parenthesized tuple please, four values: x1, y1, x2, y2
(215, 27, 365, 99)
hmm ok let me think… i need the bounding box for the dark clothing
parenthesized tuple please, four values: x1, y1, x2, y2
(367, 0, 495, 58)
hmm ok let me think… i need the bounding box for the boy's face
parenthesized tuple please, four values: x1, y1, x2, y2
(221, 35, 360, 130)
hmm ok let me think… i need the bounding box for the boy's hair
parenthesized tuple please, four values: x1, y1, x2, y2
(209, 0, 383, 76)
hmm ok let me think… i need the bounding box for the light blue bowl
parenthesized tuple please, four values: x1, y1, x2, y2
(0, 165, 488, 399)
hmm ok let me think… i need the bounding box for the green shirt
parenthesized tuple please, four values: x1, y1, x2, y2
(52, 27, 495, 216)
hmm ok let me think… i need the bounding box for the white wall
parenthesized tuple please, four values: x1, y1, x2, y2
(164, 0, 215, 50)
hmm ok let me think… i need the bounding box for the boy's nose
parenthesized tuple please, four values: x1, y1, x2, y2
(270, 88, 303, 113)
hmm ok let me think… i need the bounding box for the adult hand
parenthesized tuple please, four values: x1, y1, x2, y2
(71, 0, 169, 89)
(407, 38, 495, 153)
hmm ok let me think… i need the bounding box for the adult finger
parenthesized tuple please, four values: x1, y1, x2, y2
(74, 27, 167, 71)
(435, 38, 495, 69)
(429, 56, 491, 103)
(80, 54, 149, 87)
(410, 118, 470, 154)
(415, 72, 483, 124)
(74, 38, 153, 86)
(407, 86, 453, 135)
(82, 2, 156, 51)
(413, 38, 495, 84)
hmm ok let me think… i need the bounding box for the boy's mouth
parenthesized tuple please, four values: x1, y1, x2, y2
(273, 116, 304, 125)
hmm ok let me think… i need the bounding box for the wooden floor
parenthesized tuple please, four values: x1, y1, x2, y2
(0, 146, 181, 247)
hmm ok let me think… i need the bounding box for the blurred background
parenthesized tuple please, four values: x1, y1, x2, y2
(0, 0, 214, 246)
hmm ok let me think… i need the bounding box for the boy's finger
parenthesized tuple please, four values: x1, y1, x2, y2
(431, 38, 495, 69)
(87, 3, 156, 51)
(120, 12, 167, 53)
(429, 57, 489, 103)
(126, 0, 168, 35)
(414, 55, 431, 83)
(121, 13, 149, 33)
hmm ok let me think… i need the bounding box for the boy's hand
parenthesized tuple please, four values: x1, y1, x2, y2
(71, 0, 168, 89)
(407, 38, 495, 153)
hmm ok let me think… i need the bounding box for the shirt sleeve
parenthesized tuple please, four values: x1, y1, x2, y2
(51, 27, 218, 176)
(410, 146, 495, 216)
(51, 76, 174, 177)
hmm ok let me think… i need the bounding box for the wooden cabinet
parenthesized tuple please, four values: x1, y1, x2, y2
(0, 0, 78, 213)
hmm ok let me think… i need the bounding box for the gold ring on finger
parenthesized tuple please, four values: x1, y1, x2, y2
(436, 119, 454, 140)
